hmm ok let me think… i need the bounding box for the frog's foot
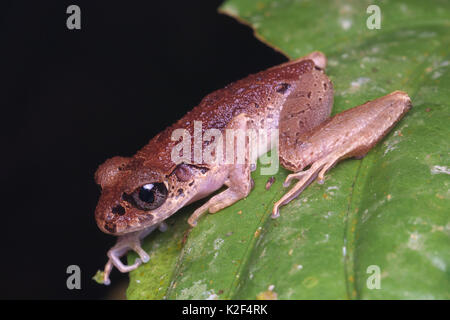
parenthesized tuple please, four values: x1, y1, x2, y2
(187, 187, 250, 227)
(272, 145, 353, 218)
(282, 158, 333, 188)
(102, 247, 141, 285)
(188, 164, 253, 227)
(272, 163, 324, 219)
(101, 225, 159, 285)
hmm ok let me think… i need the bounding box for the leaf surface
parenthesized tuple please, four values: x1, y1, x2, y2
(127, 0, 450, 299)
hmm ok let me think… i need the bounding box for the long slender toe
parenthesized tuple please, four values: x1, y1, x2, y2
(133, 245, 150, 263)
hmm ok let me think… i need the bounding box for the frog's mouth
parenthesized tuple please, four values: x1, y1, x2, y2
(95, 196, 155, 235)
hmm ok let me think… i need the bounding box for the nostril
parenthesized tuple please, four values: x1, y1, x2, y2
(112, 205, 126, 216)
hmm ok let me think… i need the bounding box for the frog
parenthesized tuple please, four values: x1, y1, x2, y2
(94, 51, 411, 284)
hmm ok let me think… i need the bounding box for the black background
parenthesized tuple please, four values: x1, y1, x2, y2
(0, 0, 285, 299)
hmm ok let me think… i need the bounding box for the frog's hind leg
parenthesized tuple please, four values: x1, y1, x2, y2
(273, 91, 412, 218)
(274, 62, 334, 217)
(278, 62, 334, 170)
(272, 143, 354, 218)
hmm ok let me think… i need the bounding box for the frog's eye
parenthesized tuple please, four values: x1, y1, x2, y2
(131, 183, 168, 211)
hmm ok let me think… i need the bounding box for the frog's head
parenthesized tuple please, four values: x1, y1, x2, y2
(94, 156, 215, 235)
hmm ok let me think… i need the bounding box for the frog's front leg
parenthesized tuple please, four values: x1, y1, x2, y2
(187, 114, 254, 227)
(274, 91, 412, 217)
(187, 166, 253, 227)
(101, 223, 167, 285)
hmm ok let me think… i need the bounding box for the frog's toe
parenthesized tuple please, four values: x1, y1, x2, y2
(106, 235, 150, 273)
(132, 244, 150, 263)
(272, 162, 325, 218)
(283, 171, 307, 187)
(108, 245, 143, 273)
(102, 259, 113, 285)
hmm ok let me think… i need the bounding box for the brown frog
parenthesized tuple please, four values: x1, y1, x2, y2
(94, 51, 411, 284)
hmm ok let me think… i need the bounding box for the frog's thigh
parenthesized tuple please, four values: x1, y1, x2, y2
(187, 114, 253, 227)
(273, 91, 412, 217)
(279, 69, 333, 171)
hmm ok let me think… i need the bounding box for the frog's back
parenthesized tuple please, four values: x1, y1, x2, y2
(136, 58, 317, 172)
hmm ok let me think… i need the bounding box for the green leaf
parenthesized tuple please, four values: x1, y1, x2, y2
(127, 0, 450, 299)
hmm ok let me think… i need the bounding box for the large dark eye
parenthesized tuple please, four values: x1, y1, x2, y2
(132, 182, 168, 211)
